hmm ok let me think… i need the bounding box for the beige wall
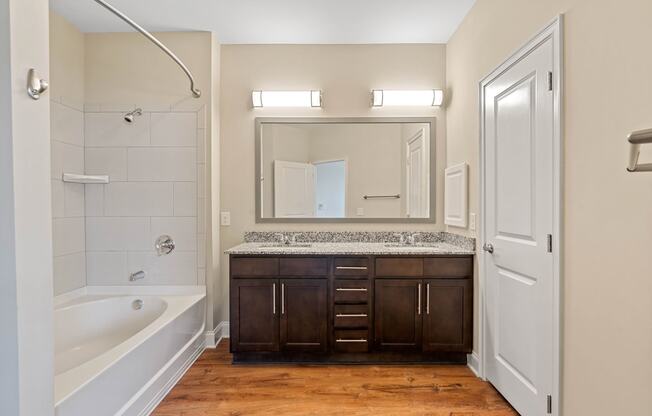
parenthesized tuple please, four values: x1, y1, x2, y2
(219, 44, 447, 320)
(446, 0, 652, 414)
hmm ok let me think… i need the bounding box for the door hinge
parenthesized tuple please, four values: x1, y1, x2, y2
(547, 394, 553, 414)
(547, 234, 553, 253)
(547, 71, 553, 91)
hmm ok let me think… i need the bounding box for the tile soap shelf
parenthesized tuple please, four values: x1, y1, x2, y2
(62, 173, 109, 184)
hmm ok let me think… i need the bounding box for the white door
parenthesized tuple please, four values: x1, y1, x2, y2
(274, 160, 314, 218)
(406, 129, 428, 218)
(314, 160, 346, 218)
(482, 35, 555, 415)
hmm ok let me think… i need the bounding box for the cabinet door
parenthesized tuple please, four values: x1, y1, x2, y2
(422, 279, 472, 352)
(280, 279, 328, 352)
(231, 279, 279, 352)
(374, 279, 423, 350)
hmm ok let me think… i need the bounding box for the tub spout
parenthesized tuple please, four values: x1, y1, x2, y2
(129, 270, 146, 282)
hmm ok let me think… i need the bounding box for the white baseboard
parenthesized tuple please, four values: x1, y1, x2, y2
(215, 321, 230, 346)
(467, 351, 481, 377)
(204, 321, 230, 348)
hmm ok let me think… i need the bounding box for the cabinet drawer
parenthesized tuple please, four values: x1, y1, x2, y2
(333, 280, 370, 304)
(279, 257, 328, 276)
(334, 304, 369, 328)
(334, 329, 369, 353)
(231, 257, 278, 277)
(423, 257, 473, 277)
(333, 257, 369, 276)
(375, 258, 423, 277)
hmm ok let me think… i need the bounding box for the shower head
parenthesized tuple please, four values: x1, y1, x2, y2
(124, 108, 143, 123)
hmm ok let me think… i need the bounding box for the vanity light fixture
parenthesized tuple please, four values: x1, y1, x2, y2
(252, 90, 322, 108)
(371, 89, 444, 107)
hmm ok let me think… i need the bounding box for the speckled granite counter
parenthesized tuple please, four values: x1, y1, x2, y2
(226, 231, 475, 256)
(225, 241, 475, 256)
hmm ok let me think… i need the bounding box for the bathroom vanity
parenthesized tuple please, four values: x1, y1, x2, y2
(227, 238, 474, 364)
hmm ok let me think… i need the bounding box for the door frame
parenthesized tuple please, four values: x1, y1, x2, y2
(478, 15, 564, 415)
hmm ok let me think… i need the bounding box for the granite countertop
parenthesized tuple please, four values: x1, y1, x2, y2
(225, 241, 475, 256)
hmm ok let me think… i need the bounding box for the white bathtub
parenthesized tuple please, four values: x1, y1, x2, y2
(54, 287, 206, 416)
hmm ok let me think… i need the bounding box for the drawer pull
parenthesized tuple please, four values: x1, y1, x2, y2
(336, 313, 368, 318)
(336, 266, 368, 270)
(336, 338, 367, 343)
(336, 288, 367, 292)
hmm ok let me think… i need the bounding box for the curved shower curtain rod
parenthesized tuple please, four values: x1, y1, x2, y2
(92, 0, 201, 98)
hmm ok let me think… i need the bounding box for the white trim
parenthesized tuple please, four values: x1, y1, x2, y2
(205, 321, 230, 348)
(467, 351, 481, 377)
(478, 15, 563, 416)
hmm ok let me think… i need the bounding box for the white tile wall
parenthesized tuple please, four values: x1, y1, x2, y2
(173, 182, 197, 216)
(51, 102, 84, 146)
(151, 112, 197, 147)
(85, 112, 150, 147)
(85, 148, 128, 181)
(83, 108, 206, 286)
(53, 252, 86, 295)
(103, 182, 173, 217)
(51, 98, 87, 295)
(86, 217, 151, 251)
(127, 147, 196, 182)
(86, 251, 128, 285)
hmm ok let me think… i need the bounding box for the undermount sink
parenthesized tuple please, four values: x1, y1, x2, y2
(259, 243, 313, 248)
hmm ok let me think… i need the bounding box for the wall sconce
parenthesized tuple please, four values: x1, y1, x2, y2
(371, 89, 444, 107)
(252, 90, 322, 108)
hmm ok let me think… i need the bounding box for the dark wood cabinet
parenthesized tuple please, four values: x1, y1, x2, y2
(374, 279, 422, 350)
(230, 278, 279, 352)
(230, 254, 473, 363)
(280, 279, 328, 352)
(422, 279, 472, 352)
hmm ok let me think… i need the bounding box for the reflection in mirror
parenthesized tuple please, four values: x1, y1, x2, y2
(257, 119, 434, 221)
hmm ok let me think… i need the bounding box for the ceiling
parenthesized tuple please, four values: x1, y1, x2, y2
(50, 0, 476, 44)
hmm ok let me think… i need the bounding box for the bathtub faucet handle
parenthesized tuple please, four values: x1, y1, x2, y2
(155, 235, 175, 256)
(129, 270, 146, 282)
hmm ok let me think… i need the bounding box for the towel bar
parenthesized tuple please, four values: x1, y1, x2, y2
(627, 128, 652, 172)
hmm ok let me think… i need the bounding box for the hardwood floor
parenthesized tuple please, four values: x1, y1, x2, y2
(153, 341, 517, 416)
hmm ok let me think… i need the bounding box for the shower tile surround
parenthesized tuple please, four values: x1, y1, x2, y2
(51, 103, 208, 292)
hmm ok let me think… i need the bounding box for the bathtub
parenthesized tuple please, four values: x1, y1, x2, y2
(54, 287, 206, 416)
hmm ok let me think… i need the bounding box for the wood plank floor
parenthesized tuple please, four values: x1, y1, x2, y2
(153, 341, 517, 416)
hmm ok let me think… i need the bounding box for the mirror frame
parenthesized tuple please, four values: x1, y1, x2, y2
(255, 117, 437, 223)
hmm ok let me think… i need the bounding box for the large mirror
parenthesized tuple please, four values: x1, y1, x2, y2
(256, 117, 436, 223)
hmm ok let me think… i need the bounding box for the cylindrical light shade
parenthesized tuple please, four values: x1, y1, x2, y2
(371, 89, 444, 107)
(252, 90, 322, 108)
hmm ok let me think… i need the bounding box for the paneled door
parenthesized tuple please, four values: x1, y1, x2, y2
(422, 279, 472, 352)
(230, 279, 279, 352)
(280, 279, 328, 352)
(406, 129, 429, 218)
(374, 279, 422, 350)
(482, 27, 558, 415)
(274, 160, 315, 218)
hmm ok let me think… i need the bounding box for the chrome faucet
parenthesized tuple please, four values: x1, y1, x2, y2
(129, 270, 146, 282)
(276, 233, 297, 245)
(406, 233, 421, 245)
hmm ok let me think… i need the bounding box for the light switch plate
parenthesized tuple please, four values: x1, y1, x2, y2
(220, 211, 231, 226)
(469, 213, 476, 231)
